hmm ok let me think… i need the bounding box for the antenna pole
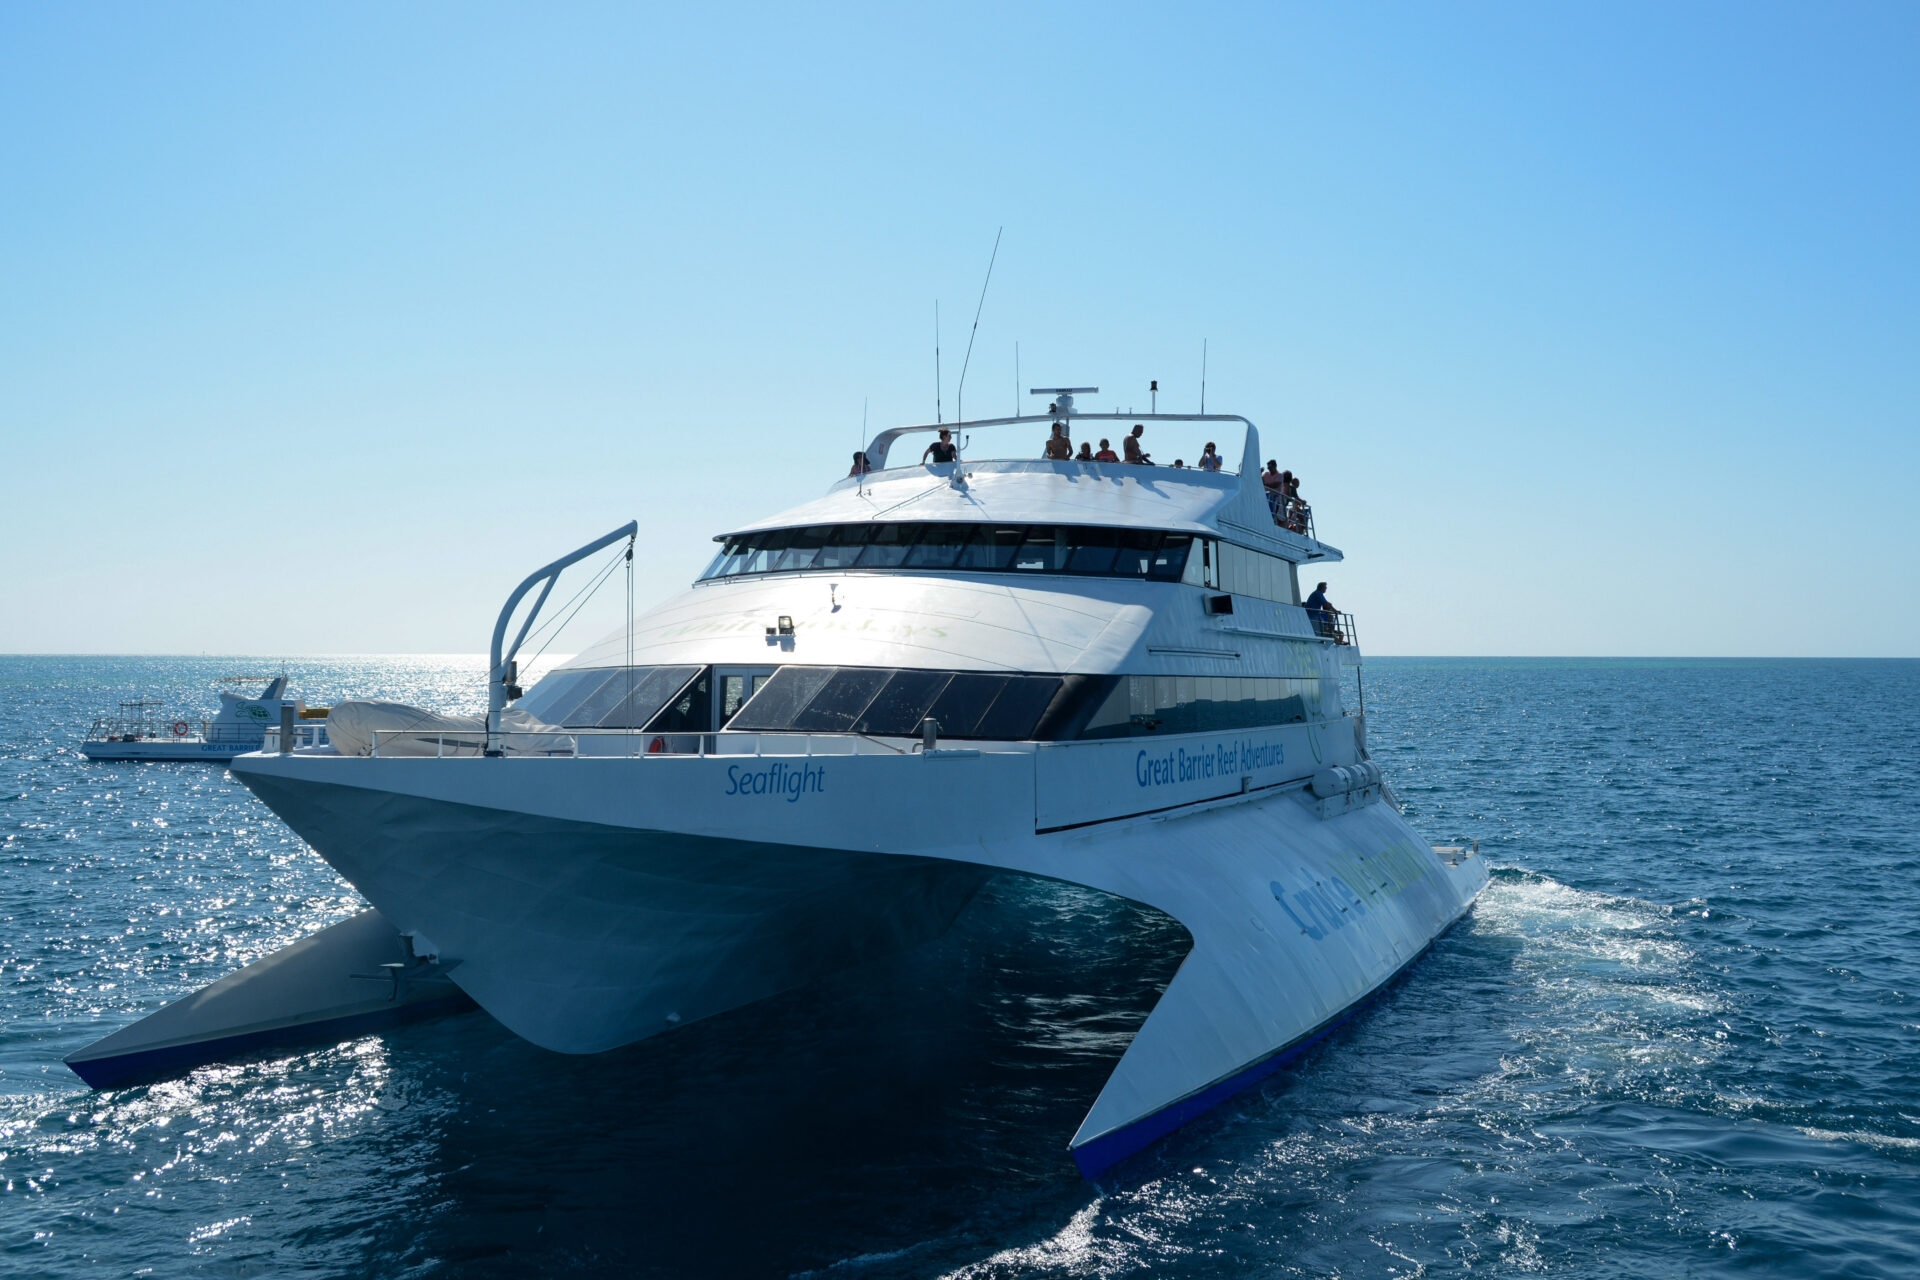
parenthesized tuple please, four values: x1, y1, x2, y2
(859, 397, 868, 495)
(954, 226, 1001, 427)
(1200, 339, 1208, 414)
(1015, 341, 1020, 415)
(934, 301, 942, 424)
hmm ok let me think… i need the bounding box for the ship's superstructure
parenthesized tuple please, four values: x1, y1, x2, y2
(72, 394, 1486, 1174)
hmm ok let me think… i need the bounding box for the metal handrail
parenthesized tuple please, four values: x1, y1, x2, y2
(1306, 609, 1358, 648)
(864, 411, 1256, 472)
(258, 723, 332, 751)
(366, 727, 932, 760)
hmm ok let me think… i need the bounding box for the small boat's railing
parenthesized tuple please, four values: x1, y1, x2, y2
(87, 714, 209, 742)
(365, 728, 915, 759)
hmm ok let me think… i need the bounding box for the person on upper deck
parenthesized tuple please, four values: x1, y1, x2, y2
(1198, 442, 1223, 472)
(1171, 459, 1186, 468)
(920, 428, 959, 465)
(1263, 462, 1286, 520)
(1123, 424, 1153, 464)
(1043, 423, 1074, 460)
(1305, 581, 1338, 638)
(1075, 441, 1094, 461)
(1094, 438, 1119, 462)
(849, 451, 872, 477)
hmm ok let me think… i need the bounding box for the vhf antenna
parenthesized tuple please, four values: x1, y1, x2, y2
(1150, 379, 1158, 413)
(858, 396, 868, 495)
(934, 301, 942, 424)
(1200, 340, 1208, 413)
(953, 226, 1002, 426)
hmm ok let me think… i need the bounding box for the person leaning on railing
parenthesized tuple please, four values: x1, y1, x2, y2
(921, 428, 959, 465)
(1285, 475, 1310, 534)
(1305, 581, 1339, 638)
(1263, 460, 1287, 520)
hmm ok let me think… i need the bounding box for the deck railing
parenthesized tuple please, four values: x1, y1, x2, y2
(257, 723, 333, 752)
(363, 727, 922, 760)
(1306, 609, 1358, 647)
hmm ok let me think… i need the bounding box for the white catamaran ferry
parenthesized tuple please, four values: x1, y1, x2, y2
(70, 392, 1486, 1175)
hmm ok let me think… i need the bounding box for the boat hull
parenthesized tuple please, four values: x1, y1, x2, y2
(227, 733, 1486, 1173)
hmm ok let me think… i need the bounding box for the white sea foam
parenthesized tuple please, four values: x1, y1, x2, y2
(1799, 1127, 1920, 1154)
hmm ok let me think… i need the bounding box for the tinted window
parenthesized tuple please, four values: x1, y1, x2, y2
(1064, 528, 1120, 574)
(516, 669, 608, 723)
(557, 670, 636, 727)
(853, 670, 953, 735)
(975, 676, 1065, 739)
(855, 524, 921, 568)
(1150, 533, 1193, 580)
(789, 668, 892, 731)
(902, 524, 973, 569)
(954, 527, 1024, 570)
(1077, 671, 1324, 738)
(645, 671, 712, 733)
(924, 673, 1011, 737)
(772, 526, 830, 572)
(729, 666, 834, 730)
(1013, 527, 1070, 572)
(700, 523, 1216, 583)
(738, 529, 792, 576)
(814, 524, 871, 569)
(1112, 530, 1160, 576)
(590, 665, 704, 729)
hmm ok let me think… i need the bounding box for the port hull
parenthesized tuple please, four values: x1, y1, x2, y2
(236, 769, 992, 1054)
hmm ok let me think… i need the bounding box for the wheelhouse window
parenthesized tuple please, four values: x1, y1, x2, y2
(701, 523, 1195, 583)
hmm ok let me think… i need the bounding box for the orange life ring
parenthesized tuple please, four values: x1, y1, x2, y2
(171, 720, 191, 737)
(647, 736, 667, 754)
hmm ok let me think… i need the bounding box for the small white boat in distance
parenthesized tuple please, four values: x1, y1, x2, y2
(80, 676, 329, 762)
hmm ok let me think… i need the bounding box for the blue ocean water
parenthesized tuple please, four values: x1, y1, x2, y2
(2, 655, 1917, 1278)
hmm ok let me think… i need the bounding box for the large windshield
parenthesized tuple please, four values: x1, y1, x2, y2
(702, 523, 1193, 582)
(515, 665, 703, 729)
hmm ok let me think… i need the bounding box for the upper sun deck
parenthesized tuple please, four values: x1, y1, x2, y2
(719, 404, 1343, 565)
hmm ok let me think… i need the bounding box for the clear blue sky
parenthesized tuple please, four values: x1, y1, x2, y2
(3, 3, 1915, 656)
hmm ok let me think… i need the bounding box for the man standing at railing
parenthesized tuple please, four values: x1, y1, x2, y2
(1305, 581, 1338, 639)
(1042, 422, 1073, 460)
